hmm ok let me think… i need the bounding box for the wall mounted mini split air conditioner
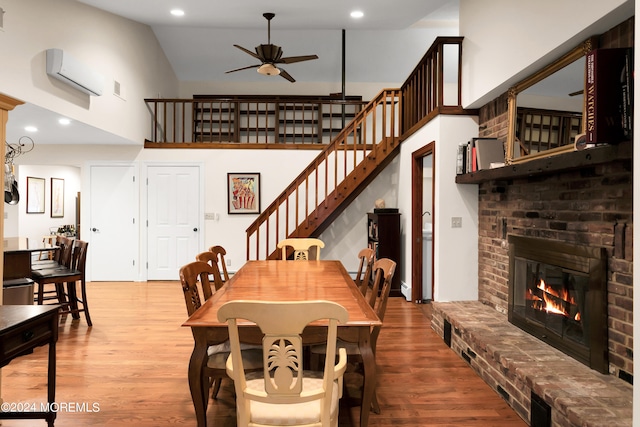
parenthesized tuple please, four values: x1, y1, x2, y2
(46, 48, 104, 96)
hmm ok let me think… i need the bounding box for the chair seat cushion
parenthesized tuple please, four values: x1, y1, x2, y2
(245, 375, 340, 425)
(208, 340, 262, 354)
(310, 339, 360, 355)
(207, 347, 263, 370)
(32, 267, 81, 279)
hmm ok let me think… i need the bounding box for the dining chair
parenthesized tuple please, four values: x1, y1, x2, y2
(194, 251, 225, 291)
(179, 261, 262, 402)
(208, 245, 230, 283)
(217, 300, 349, 427)
(277, 237, 325, 260)
(355, 248, 375, 296)
(310, 257, 396, 414)
(32, 239, 92, 326)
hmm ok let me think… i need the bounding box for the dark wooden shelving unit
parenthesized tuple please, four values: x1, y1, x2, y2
(455, 140, 632, 184)
(367, 211, 402, 297)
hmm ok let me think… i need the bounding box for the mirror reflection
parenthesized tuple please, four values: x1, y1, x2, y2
(513, 58, 584, 160)
(506, 37, 595, 164)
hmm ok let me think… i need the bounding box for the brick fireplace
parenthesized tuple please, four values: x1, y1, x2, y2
(475, 140, 633, 383)
(473, 19, 634, 380)
(429, 17, 634, 427)
(507, 235, 609, 373)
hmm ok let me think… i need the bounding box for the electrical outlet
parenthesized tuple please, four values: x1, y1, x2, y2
(226, 259, 231, 267)
(204, 212, 215, 220)
(451, 217, 462, 228)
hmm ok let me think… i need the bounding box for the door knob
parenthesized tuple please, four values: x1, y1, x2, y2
(92, 227, 99, 232)
(193, 228, 198, 232)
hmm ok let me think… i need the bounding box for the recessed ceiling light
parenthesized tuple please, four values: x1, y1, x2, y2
(170, 9, 185, 17)
(350, 10, 364, 19)
(58, 118, 71, 125)
(25, 126, 38, 132)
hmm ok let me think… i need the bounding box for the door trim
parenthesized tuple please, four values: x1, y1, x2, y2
(411, 142, 435, 303)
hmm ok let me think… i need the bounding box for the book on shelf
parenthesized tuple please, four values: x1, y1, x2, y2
(585, 47, 633, 145)
(474, 138, 504, 170)
(457, 138, 505, 174)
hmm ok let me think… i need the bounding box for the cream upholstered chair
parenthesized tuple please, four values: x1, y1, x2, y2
(310, 257, 396, 415)
(180, 261, 262, 402)
(217, 300, 348, 427)
(355, 248, 375, 296)
(277, 238, 325, 260)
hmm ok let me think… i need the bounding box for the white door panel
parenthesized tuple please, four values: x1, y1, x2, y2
(147, 165, 200, 280)
(89, 165, 138, 281)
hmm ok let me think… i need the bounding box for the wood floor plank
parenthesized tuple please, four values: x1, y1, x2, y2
(0, 282, 528, 426)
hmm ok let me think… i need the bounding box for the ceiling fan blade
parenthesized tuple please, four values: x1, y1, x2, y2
(278, 54, 319, 64)
(233, 44, 261, 60)
(225, 64, 261, 74)
(278, 68, 295, 83)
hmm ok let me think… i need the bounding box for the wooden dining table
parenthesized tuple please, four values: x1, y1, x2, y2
(183, 259, 381, 427)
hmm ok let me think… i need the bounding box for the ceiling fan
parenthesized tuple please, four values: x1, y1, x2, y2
(225, 12, 318, 83)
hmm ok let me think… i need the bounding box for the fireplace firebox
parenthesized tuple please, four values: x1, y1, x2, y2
(508, 235, 608, 373)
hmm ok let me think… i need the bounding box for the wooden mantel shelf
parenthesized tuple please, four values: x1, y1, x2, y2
(455, 141, 632, 184)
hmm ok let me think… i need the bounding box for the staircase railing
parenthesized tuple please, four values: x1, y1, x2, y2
(401, 36, 465, 135)
(246, 88, 402, 260)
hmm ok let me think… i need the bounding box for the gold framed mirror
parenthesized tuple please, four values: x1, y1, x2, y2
(505, 36, 598, 164)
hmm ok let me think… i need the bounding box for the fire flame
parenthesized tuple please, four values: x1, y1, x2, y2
(527, 279, 581, 321)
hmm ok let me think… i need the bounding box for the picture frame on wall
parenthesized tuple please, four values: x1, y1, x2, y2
(51, 177, 64, 218)
(227, 172, 260, 214)
(26, 176, 46, 214)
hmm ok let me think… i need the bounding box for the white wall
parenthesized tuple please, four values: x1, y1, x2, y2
(5, 165, 81, 240)
(5, 145, 319, 276)
(460, 0, 634, 108)
(397, 115, 479, 302)
(0, 0, 178, 144)
(320, 156, 400, 273)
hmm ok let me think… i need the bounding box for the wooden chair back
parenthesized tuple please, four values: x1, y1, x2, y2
(195, 251, 225, 290)
(355, 248, 375, 295)
(217, 300, 348, 427)
(179, 261, 217, 315)
(70, 239, 89, 273)
(208, 246, 230, 282)
(277, 238, 325, 260)
(57, 236, 74, 267)
(366, 258, 396, 352)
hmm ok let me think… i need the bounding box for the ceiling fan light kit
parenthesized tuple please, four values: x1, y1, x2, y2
(225, 12, 318, 83)
(257, 63, 280, 76)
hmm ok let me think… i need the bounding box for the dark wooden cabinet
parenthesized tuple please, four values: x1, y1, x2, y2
(367, 212, 401, 297)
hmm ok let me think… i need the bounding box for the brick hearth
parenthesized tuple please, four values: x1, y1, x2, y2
(431, 301, 632, 427)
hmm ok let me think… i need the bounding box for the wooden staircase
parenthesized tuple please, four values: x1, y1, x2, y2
(143, 36, 467, 262)
(246, 89, 402, 260)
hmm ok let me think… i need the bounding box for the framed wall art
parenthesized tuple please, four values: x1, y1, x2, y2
(51, 177, 64, 218)
(227, 173, 260, 214)
(26, 176, 46, 214)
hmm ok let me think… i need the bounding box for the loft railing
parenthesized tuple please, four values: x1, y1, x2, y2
(144, 95, 366, 147)
(246, 88, 401, 260)
(401, 36, 465, 135)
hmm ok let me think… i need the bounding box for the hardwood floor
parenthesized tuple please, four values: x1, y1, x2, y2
(0, 282, 528, 426)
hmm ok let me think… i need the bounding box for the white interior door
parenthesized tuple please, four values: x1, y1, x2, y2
(89, 164, 138, 281)
(147, 165, 201, 280)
